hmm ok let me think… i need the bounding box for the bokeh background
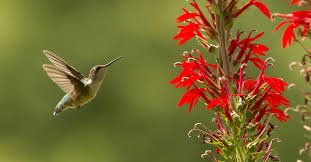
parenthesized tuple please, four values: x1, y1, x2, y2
(0, 0, 308, 161)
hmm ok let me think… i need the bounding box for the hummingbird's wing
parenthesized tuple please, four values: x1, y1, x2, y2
(42, 64, 85, 100)
(43, 50, 86, 80)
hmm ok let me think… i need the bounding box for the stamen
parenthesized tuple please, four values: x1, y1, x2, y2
(188, 129, 209, 138)
(183, 51, 190, 56)
(174, 62, 182, 67)
(181, 77, 189, 82)
(187, 58, 195, 62)
(287, 83, 296, 89)
(200, 150, 212, 158)
(265, 57, 275, 63)
(289, 62, 300, 70)
(250, 29, 257, 33)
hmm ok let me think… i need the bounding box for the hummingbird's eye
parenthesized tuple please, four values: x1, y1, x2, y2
(95, 66, 101, 71)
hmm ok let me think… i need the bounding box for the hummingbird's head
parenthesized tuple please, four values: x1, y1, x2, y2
(89, 56, 122, 81)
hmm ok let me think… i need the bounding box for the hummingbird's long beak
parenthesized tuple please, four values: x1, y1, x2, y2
(105, 56, 122, 67)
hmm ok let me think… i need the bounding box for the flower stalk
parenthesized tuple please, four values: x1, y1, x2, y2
(171, 0, 288, 161)
(215, 0, 230, 76)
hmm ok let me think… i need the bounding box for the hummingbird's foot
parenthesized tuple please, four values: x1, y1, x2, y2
(76, 106, 81, 111)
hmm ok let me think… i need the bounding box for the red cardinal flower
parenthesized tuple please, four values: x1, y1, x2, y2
(173, 22, 204, 45)
(176, 8, 199, 23)
(290, 0, 303, 7)
(267, 108, 290, 122)
(231, 30, 267, 69)
(170, 50, 217, 112)
(173, 0, 218, 45)
(274, 11, 311, 48)
(234, 0, 271, 19)
(177, 87, 207, 113)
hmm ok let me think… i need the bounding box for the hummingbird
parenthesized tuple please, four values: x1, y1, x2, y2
(42, 50, 122, 115)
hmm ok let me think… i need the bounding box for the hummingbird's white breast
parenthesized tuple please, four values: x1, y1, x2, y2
(85, 78, 102, 99)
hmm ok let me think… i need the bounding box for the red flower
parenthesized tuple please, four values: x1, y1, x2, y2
(267, 108, 290, 122)
(228, 30, 242, 56)
(205, 80, 235, 122)
(206, 95, 233, 122)
(173, 22, 204, 45)
(169, 60, 199, 90)
(169, 50, 218, 90)
(234, 0, 271, 19)
(170, 50, 217, 112)
(177, 87, 207, 113)
(264, 91, 290, 108)
(216, 147, 221, 154)
(274, 11, 311, 48)
(231, 31, 267, 69)
(173, 0, 215, 45)
(176, 8, 199, 23)
(236, 59, 290, 122)
(290, 0, 303, 7)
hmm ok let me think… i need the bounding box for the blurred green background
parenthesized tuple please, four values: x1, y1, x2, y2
(0, 0, 308, 161)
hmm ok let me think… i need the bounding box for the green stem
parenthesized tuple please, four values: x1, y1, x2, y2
(233, 142, 247, 162)
(215, 0, 230, 76)
(215, 1, 247, 161)
(215, 0, 237, 110)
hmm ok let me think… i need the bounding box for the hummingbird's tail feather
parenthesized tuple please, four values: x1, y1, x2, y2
(53, 105, 64, 116)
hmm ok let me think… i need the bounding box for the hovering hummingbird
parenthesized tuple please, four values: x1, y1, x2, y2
(42, 50, 122, 115)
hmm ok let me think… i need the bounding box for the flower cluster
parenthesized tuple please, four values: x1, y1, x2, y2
(170, 0, 289, 161)
(170, 48, 289, 123)
(173, 0, 271, 46)
(273, 1, 311, 48)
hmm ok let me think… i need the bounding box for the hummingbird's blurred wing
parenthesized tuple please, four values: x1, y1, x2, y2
(42, 64, 85, 100)
(43, 50, 86, 80)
